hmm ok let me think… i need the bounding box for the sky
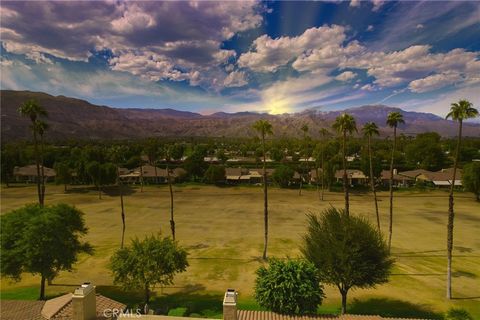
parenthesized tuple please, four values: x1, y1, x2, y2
(1, 0, 479, 117)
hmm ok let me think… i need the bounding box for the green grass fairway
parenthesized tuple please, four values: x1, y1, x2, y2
(1, 184, 479, 318)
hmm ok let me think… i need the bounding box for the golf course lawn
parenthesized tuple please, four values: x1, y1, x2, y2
(1, 184, 479, 318)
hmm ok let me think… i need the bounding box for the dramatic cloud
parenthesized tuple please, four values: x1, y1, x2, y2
(239, 26, 479, 93)
(223, 71, 248, 87)
(238, 25, 347, 72)
(0, 1, 263, 88)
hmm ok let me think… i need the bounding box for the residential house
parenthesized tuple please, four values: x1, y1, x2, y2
(380, 169, 415, 187)
(0, 282, 125, 320)
(120, 289, 425, 320)
(334, 170, 367, 186)
(13, 165, 56, 183)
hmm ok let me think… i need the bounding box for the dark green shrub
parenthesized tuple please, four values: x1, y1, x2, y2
(254, 258, 324, 315)
(445, 308, 473, 320)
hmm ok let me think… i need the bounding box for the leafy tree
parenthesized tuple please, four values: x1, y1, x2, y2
(332, 113, 357, 215)
(362, 122, 381, 231)
(204, 165, 226, 184)
(86, 161, 117, 199)
(254, 259, 324, 315)
(1, 146, 21, 187)
(462, 162, 480, 201)
(18, 99, 48, 206)
(272, 165, 294, 188)
(216, 149, 229, 165)
(270, 147, 284, 162)
(386, 111, 405, 252)
(1, 204, 93, 300)
(302, 207, 393, 314)
(252, 119, 273, 260)
(183, 149, 207, 181)
(54, 161, 72, 192)
(405, 132, 446, 171)
(445, 99, 478, 299)
(110, 235, 188, 306)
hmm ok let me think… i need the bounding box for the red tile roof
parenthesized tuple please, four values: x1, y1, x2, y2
(237, 310, 426, 320)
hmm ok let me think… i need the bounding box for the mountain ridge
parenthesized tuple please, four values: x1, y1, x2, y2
(1, 90, 479, 141)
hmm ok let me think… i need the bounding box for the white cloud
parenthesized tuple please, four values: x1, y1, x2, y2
(238, 25, 347, 73)
(360, 84, 378, 91)
(350, 0, 360, 8)
(0, 1, 263, 89)
(223, 71, 248, 87)
(408, 72, 463, 93)
(367, 25, 374, 32)
(335, 71, 357, 82)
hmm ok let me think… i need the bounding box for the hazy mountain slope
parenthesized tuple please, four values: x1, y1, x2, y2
(1, 90, 479, 141)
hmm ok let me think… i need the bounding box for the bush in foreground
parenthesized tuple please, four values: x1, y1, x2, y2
(445, 308, 473, 320)
(254, 258, 324, 315)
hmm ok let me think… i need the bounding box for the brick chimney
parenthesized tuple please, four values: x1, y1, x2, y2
(223, 289, 237, 320)
(72, 283, 96, 320)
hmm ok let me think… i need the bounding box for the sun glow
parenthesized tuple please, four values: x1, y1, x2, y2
(264, 97, 292, 115)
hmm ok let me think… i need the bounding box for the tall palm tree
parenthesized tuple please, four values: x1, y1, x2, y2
(332, 113, 357, 216)
(445, 99, 478, 299)
(319, 128, 330, 201)
(165, 145, 176, 241)
(35, 120, 49, 206)
(18, 99, 48, 206)
(253, 119, 273, 260)
(362, 122, 381, 232)
(299, 124, 309, 195)
(109, 146, 127, 248)
(386, 111, 405, 252)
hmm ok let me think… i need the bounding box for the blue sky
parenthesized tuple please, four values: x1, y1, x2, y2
(1, 1, 479, 117)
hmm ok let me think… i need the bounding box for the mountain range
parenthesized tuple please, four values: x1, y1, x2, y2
(1, 90, 479, 141)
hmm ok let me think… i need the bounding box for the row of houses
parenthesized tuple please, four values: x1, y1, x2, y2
(11, 164, 463, 188)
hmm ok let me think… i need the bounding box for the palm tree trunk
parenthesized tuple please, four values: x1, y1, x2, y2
(388, 126, 397, 252)
(321, 151, 325, 201)
(40, 134, 46, 205)
(33, 130, 43, 206)
(262, 133, 268, 260)
(140, 164, 144, 192)
(315, 165, 320, 199)
(368, 136, 380, 231)
(167, 162, 175, 241)
(342, 131, 349, 216)
(447, 120, 462, 299)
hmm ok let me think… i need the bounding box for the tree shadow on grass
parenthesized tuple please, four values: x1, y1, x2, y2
(96, 284, 223, 317)
(348, 298, 443, 319)
(102, 185, 136, 196)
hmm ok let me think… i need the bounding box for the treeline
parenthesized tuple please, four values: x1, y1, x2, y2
(2, 132, 480, 185)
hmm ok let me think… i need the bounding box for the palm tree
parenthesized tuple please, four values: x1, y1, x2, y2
(332, 113, 357, 216)
(299, 124, 309, 195)
(386, 111, 405, 252)
(34, 120, 49, 205)
(319, 128, 330, 201)
(445, 99, 478, 299)
(18, 99, 48, 206)
(362, 122, 381, 232)
(253, 119, 273, 260)
(165, 145, 176, 241)
(109, 146, 127, 248)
